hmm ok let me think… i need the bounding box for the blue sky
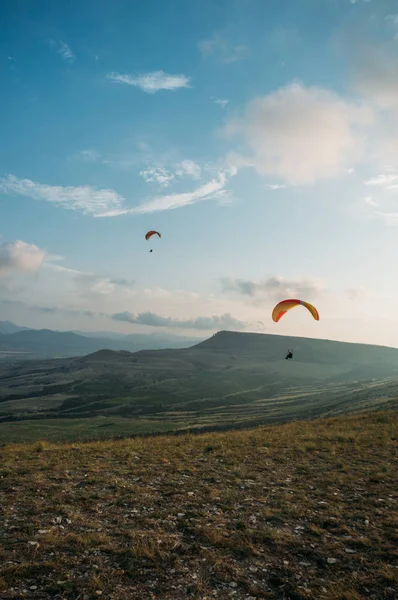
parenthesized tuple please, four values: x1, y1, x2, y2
(2, 0, 398, 345)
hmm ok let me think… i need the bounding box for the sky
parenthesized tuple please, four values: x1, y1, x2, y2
(2, 0, 398, 346)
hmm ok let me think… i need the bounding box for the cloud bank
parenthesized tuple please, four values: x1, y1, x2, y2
(111, 310, 247, 330)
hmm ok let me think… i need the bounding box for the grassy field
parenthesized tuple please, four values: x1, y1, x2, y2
(0, 411, 397, 599)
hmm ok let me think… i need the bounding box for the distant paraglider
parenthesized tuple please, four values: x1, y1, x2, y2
(145, 230, 161, 241)
(145, 230, 161, 253)
(272, 299, 319, 323)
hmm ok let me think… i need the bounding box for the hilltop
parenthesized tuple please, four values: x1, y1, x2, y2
(0, 411, 396, 599)
(1, 330, 398, 443)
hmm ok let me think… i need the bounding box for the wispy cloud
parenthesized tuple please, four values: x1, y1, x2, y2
(221, 275, 325, 302)
(0, 240, 46, 277)
(139, 167, 175, 187)
(198, 34, 248, 64)
(107, 70, 191, 93)
(111, 310, 247, 331)
(99, 170, 232, 217)
(72, 149, 101, 162)
(213, 98, 230, 109)
(1, 167, 233, 219)
(127, 172, 229, 215)
(140, 161, 202, 188)
(265, 183, 288, 190)
(50, 40, 75, 62)
(0, 174, 125, 217)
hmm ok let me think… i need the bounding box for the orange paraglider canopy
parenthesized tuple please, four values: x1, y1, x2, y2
(272, 299, 319, 323)
(145, 230, 162, 241)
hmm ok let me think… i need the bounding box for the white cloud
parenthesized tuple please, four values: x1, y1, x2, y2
(364, 171, 398, 190)
(0, 174, 125, 217)
(223, 81, 372, 185)
(139, 167, 175, 187)
(175, 160, 201, 180)
(221, 275, 325, 302)
(107, 70, 191, 93)
(198, 34, 247, 64)
(0, 240, 46, 277)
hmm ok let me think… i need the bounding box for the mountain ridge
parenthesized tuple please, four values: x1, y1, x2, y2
(0, 323, 203, 358)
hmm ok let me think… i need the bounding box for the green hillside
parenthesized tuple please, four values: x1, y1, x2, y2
(1, 331, 398, 443)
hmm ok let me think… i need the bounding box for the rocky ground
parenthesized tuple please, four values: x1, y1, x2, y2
(0, 411, 397, 599)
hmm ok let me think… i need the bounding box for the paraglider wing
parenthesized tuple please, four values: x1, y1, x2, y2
(272, 299, 319, 323)
(145, 230, 162, 241)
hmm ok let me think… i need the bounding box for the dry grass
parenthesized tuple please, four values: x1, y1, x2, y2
(0, 410, 397, 599)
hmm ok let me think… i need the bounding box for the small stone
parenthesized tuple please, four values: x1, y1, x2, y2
(229, 582, 238, 588)
(30, 586, 37, 590)
(345, 548, 356, 554)
(177, 513, 185, 517)
(327, 558, 337, 565)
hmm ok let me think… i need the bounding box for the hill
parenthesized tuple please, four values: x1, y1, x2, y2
(0, 320, 31, 334)
(0, 411, 396, 599)
(1, 330, 398, 443)
(0, 327, 202, 359)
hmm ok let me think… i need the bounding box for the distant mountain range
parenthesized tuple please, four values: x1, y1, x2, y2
(0, 320, 203, 358)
